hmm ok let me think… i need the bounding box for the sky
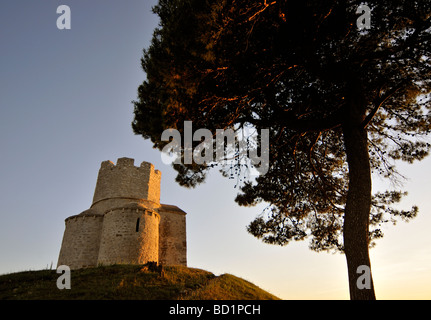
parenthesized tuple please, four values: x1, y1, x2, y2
(0, 0, 430, 300)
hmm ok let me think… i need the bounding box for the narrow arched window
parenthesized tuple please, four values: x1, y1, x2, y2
(136, 218, 140, 232)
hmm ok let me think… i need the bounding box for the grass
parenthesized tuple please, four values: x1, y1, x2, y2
(0, 264, 280, 300)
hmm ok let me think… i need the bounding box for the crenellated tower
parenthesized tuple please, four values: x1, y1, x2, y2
(91, 158, 161, 213)
(57, 158, 187, 269)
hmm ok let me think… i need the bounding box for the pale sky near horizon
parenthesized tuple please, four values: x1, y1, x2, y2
(0, 0, 430, 300)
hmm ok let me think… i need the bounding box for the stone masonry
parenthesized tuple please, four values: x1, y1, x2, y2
(57, 158, 187, 269)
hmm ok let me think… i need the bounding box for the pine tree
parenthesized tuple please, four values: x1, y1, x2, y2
(133, 0, 431, 299)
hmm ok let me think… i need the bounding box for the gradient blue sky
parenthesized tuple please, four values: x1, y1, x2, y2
(1, 0, 430, 299)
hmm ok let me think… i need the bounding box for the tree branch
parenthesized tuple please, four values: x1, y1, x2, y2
(362, 80, 407, 128)
(247, 0, 277, 22)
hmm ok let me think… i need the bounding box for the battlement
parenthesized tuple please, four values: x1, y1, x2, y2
(92, 158, 161, 211)
(100, 158, 161, 174)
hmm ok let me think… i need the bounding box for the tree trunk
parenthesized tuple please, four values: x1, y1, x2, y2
(342, 84, 376, 300)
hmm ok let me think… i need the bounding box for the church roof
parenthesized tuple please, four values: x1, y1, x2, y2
(159, 204, 187, 215)
(78, 208, 103, 217)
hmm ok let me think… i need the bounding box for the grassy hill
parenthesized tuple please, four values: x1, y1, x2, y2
(0, 264, 280, 300)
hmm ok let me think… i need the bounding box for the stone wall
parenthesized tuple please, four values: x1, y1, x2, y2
(158, 205, 187, 266)
(57, 210, 103, 269)
(97, 204, 160, 265)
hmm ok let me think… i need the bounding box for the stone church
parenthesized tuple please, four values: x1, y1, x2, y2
(57, 158, 187, 270)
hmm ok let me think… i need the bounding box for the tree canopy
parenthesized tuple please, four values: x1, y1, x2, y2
(133, 0, 431, 299)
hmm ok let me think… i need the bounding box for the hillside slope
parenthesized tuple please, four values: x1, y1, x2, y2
(0, 264, 280, 300)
